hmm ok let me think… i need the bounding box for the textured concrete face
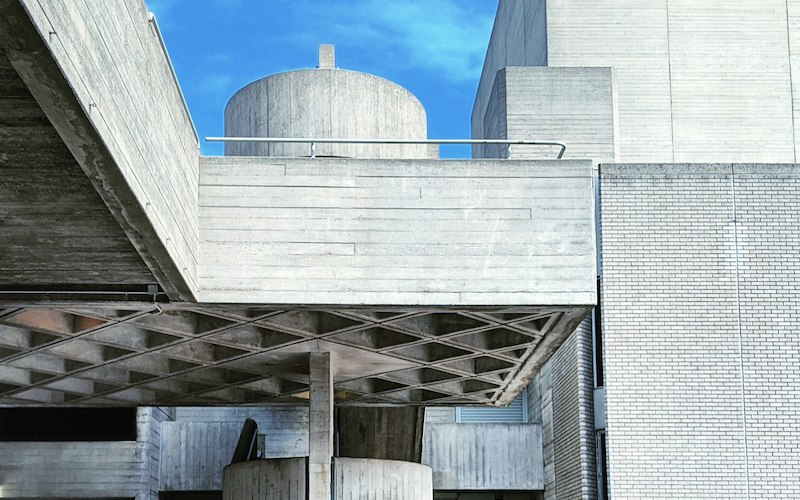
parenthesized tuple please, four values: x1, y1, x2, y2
(318, 45, 335, 69)
(333, 458, 432, 500)
(308, 352, 333, 500)
(0, 0, 200, 300)
(0, 53, 156, 287)
(477, 66, 618, 165)
(0, 407, 171, 500)
(527, 319, 596, 500)
(199, 157, 596, 306)
(476, 0, 800, 163)
(222, 459, 307, 500)
(422, 423, 543, 490)
(338, 407, 424, 462)
(600, 164, 800, 499)
(225, 68, 427, 158)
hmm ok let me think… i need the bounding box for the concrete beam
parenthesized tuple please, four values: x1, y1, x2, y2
(0, 0, 198, 301)
(308, 352, 333, 500)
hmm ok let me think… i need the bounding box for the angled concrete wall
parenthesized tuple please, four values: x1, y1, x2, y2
(198, 157, 596, 305)
(4, 0, 200, 299)
(472, 0, 547, 157)
(600, 164, 800, 499)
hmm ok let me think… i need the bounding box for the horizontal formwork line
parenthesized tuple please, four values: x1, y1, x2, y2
(280, 167, 587, 178)
(199, 266, 592, 280)
(199, 177, 589, 188)
(201, 242, 594, 257)
(199, 185, 422, 198)
(200, 207, 535, 220)
(196, 279, 593, 293)
(200, 232, 591, 245)
(199, 218, 592, 232)
(197, 187, 590, 202)
(197, 198, 591, 210)
(196, 290, 595, 305)
(198, 254, 595, 267)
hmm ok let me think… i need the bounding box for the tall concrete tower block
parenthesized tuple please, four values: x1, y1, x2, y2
(224, 45, 428, 158)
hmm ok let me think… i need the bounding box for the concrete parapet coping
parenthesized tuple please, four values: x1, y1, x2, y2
(200, 156, 592, 178)
(600, 163, 800, 176)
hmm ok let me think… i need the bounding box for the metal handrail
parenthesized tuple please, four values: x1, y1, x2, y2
(205, 137, 567, 159)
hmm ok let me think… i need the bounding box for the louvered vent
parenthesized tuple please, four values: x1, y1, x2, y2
(456, 391, 527, 423)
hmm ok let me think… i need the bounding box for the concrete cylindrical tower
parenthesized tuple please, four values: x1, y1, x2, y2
(224, 45, 428, 159)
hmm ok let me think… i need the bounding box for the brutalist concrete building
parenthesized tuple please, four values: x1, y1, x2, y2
(0, 1, 798, 500)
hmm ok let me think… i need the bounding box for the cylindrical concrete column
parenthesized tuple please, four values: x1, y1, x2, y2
(224, 46, 428, 159)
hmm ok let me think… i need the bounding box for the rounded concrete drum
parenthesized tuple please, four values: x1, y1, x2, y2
(222, 458, 307, 500)
(333, 457, 433, 500)
(224, 46, 427, 159)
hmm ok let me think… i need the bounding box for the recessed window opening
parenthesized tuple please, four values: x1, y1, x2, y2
(0, 407, 137, 441)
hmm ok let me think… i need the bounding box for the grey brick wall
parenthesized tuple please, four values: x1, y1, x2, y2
(734, 169, 800, 499)
(599, 164, 800, 499)
(528, 318, 597, 500)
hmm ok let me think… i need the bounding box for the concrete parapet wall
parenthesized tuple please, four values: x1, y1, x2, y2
(198, 157, 596, 305)
(421, 423, 543, 490)
(600, 163, 800, 499)
(333, 457, 432, 500)
(0, 441, 143, 498)
(0, 407, 169, 500)
(9, 0, 200, 299)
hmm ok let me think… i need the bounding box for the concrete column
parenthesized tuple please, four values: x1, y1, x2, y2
(309, 352, 333, 500)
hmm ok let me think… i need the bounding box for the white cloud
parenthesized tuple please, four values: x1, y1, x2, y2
(286, 0, 495, 82)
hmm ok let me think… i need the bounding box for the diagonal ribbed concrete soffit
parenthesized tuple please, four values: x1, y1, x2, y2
(0, 305, 590, 406)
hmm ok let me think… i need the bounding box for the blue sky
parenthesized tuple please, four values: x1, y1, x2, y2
(146, 0, 499, 158)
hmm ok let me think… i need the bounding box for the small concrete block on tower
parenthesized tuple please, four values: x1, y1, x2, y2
(318, 44, 335, 69)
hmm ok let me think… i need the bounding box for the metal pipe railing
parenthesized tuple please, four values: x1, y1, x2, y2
(205, 137, 567, 159)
